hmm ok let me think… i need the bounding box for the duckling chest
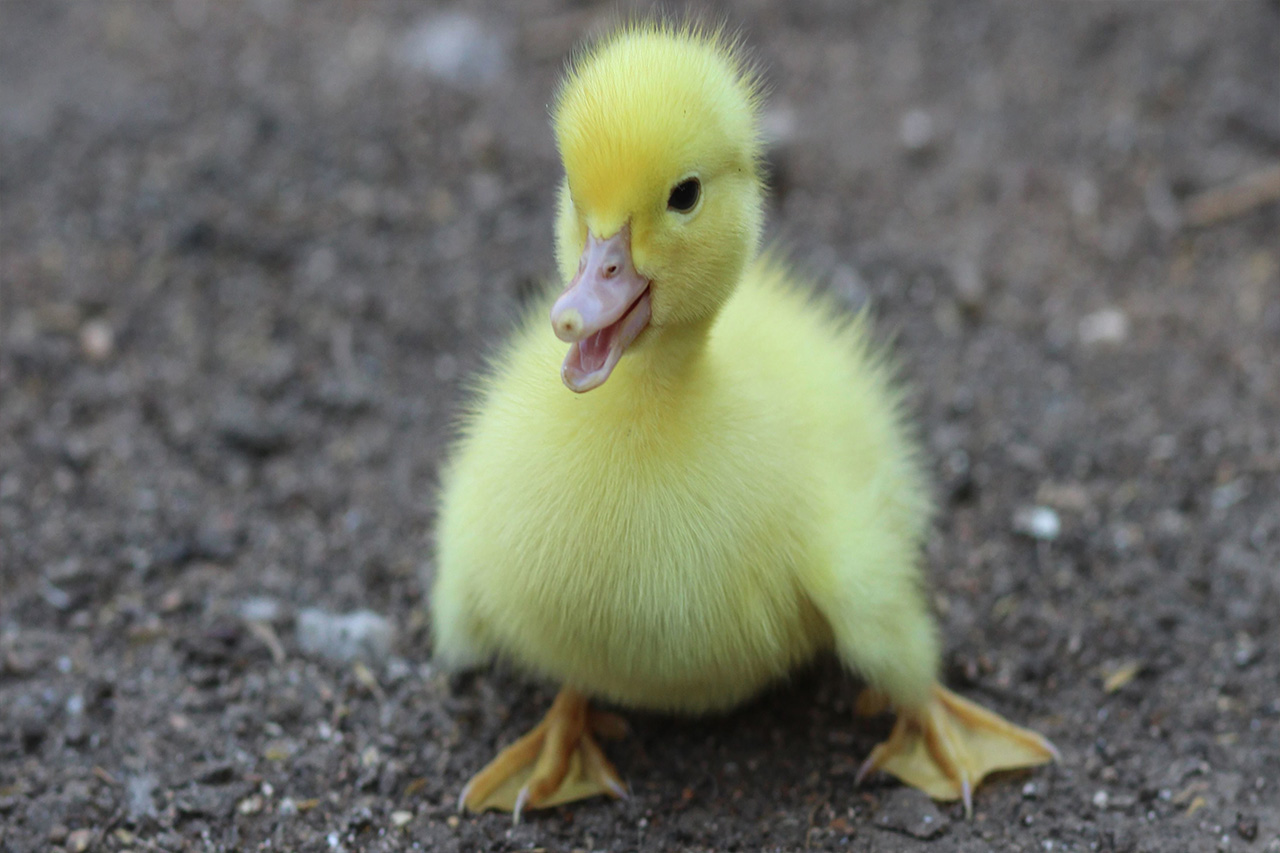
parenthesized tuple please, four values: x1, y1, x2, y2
(450, 417, 833, 706)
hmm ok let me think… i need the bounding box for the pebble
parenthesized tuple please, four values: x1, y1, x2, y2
(126, 774, 158, 821)
(193, 516, 240, 562)
(1078, 308, 1129, 346)
(1210, 479, 1249, 513)
(899, 108, 936, 153)
(950, 258, 986, 311)
(296, 609, 395, 666)
(760, 105, 798, 148)
(831, 264, 869, 310)
(237, 794, 264, 815)
(1144, 177, 1182, 232)
(398, 13, 507, 86)
(390, 810, 413, 828)
(216, 407, 293, 456)
(238, 596, 284, 624)
(1013, 505, 1062, 541)
(873, 788, 946, 839)
(1233, 634, 1261, 669)
(67, 828, 94, 853)
(175, 785, 233, 818)
(79, 319, 114, 362)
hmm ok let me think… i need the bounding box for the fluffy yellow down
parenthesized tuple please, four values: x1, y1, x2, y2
(431, 22, 939, 715)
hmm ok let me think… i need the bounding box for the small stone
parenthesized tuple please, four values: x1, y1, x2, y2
(126, 773, 158, 821)
(398, 13, 507, 86)
(761, 105, 797, 148)
(67, 828, 94, 853)
(49, 825, 69, 843)
(1078, 308, 1129, 346)
(79, 319, 114, 362)
(39, 579, 73, 611)
(1236, 813, 1258, 841)
(446, 815, 460, 829)
(237, 794, 264, 815)
(193, 515, 240, 561)
(391, 810, 413, 828)
(310, 379, 374, 414)
(1211, 479, 1249, 513)
(1036, 481, 1091, 513)
(1013, 506, 1061, 541)
(238, 597, 283, 624)
(195, 763, 236, 785)
(873, 788, 946, 839)
(1233, 635, 1262, 669)
(216, 406, 293, 456)
(175, 784, 234, 818)
(1109, 792, 1139, 810)
(296, 609, 395, 666)
(1144, 178, 1182, 232)
(951, 258, 986, 311)
(1093, 789, 1109, 808)
(263, 740, 297, 761)
(899, 108, 936, 153)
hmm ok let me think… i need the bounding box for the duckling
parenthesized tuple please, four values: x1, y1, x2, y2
(431, 21, 1057, 821)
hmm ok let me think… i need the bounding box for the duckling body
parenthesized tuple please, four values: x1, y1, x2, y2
(435, 262, 933, 714)
(432, 21, 1055, 819)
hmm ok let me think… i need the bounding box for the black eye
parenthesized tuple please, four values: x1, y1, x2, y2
(667, 178, 701, 212)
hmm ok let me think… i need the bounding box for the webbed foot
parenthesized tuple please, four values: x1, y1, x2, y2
(459, 688, 628, 822)
(856, 684, 1058, 816)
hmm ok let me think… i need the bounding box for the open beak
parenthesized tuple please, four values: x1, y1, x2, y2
(550, 225, 651, 393)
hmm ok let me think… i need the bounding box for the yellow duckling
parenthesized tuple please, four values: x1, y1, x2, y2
(431, 21, 1057, 820)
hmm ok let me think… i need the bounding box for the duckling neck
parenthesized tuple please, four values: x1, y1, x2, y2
(613, 317, 714, 401)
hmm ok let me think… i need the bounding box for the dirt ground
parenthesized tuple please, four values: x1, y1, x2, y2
(2, 1, 1278, 851)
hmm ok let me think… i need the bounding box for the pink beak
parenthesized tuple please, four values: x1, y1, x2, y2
(550, 226, 651, 392)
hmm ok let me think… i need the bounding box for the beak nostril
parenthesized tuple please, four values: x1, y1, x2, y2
(603, 264, 619, 278)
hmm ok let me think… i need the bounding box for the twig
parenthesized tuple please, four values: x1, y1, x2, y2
(246, 620, 286, 664)
(1183, 163, 1280, 227)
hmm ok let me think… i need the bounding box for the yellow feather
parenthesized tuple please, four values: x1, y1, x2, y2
(432, 22, 938, 715)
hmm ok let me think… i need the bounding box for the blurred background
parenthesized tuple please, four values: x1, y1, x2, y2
(1, 2, 1277, 851)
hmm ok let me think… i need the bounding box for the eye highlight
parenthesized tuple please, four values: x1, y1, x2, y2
(667, 177, 701, 213)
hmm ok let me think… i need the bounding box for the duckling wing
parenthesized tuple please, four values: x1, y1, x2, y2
(713, 258, 940, 705)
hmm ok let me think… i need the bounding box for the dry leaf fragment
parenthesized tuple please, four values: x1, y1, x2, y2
(1102, 661, 1143, 693)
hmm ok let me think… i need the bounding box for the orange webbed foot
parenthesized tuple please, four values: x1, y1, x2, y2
(855, 684, 1059, 817)
(459, 689, 628, 823)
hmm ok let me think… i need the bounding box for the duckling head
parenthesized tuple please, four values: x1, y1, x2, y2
(548, 22, 765, 392)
